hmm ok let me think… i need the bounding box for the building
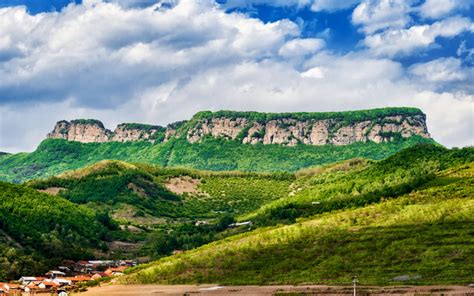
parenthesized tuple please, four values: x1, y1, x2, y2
(229, 221, 253, 228)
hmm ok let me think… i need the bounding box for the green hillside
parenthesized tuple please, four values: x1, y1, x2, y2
(27, 160, 292, 223)
(0, 135, 433, 183)
(0, 182, 115, 281)
(121, 145, 474, 285)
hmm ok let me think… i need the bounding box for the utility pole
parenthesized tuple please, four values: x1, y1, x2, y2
(352, 276, 358, 296)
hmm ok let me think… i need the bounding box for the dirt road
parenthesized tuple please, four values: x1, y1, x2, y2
(76, 284, 474, 295)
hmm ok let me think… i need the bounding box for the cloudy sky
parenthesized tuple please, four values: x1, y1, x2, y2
(0, 0, 473, 152)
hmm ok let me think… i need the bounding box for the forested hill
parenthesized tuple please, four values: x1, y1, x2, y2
(122, 144, 474, 285)
(0, 182, 116, 280)
(0, 107, 436, 183)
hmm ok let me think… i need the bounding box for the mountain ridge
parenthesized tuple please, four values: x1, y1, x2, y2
(47, 107, 430, 146)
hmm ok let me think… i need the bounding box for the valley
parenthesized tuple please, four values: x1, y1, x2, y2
(0, 109, 472, 294)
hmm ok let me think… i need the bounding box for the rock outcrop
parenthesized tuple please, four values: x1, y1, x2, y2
(47, 120, 111, 143)
(48, 120, 175, 144)
(110, 124, 163, 142)
(186, 113, 430, 146)
(47, 108, 431, 146)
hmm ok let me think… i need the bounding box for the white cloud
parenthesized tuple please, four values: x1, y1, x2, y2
(419, 0, 473, 19)
(300, 67, 325, 78)
(363, 16, 474, 56)
(457, 40, 474, 61)
(352, 0, 413, 34)
(0, 0, 473, 153)
(409, 57, 466, 82)
(278, 38, 325, 57)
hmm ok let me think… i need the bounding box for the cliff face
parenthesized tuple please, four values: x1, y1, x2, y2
(47, 120, 111, 143)
(47, 108, 431, 146)
(110, 124, 164, 142)
(48, 120, 178, 144)
(187, 114, 429, 146)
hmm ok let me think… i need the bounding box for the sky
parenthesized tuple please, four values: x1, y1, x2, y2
(0, 0, 473, 152)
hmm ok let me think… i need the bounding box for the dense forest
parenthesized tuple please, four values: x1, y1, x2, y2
(0, 182, 116, 280)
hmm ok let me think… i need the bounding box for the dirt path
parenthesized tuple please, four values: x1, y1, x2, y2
(75, 284, 474, 295)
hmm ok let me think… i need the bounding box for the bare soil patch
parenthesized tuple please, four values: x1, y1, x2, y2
(37, 187, 65, 195)
(165, 176, 207, 196)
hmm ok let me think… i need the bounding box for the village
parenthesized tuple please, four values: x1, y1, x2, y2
(0, 259, 137, 295)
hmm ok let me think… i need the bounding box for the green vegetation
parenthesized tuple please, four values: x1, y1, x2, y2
(25, 160, 293, 259)
(188, 107, 423, 125)
(70, 119, 106, 128)
(243, 144, 473, 225)
(118, 123, 164, 132)
(0, 135, 434, 183)
(0, 182, 114, 281)
(122, 150, 474, 285)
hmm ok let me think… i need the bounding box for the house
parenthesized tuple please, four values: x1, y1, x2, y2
(64, 275, 91, 283)
(172, 250, 184, 255)
(104, 266, 127, 276)
(1, 283, 21, 295)
(88, 260, 114, 267)
(91, 272, 109, 280)
(46, 270, 66, 279)
(24, 283, 40, 294)
(38, 281, 60, 290)
(18, 277, 38, 285)
(195, 220, 209, 226)
(53, 278, 72, 286)
(58, 266, 71, 274)
(228, 221, 253, 228)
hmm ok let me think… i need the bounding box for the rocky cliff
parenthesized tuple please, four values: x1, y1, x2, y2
(47, 108, 431, 146)
(47, 120, 175, 143)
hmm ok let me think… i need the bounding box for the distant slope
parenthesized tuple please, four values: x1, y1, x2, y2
(122, 157, 474, 285)
(0, 135, 434, 183)
(0, 182, 113, 281)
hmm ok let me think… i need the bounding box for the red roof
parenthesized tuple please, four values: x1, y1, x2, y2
(42, 282, 60, 287)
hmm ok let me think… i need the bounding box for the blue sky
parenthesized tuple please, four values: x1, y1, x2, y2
(0, 0, 473, 151)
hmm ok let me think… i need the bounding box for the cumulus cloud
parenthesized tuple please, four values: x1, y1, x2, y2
(0, 0, 298, 107)
(419, 0, 473, 19)
(278, 38, 325, 57)
(409, 57, 466, 82)
(0, 0, 473, 152)
(352, 0, 413, 34)
(363, 16, 474, 57)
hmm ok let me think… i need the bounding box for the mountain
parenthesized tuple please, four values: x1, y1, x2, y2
(0, 108, 435, 183)
(122, 145, 474, 285)
(47, 107, 429, 145)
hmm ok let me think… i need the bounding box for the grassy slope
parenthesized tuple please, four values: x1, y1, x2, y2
(0, 182, 112, 281)
(122, 147, 474, 285)
(0, 136, 434, 183)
